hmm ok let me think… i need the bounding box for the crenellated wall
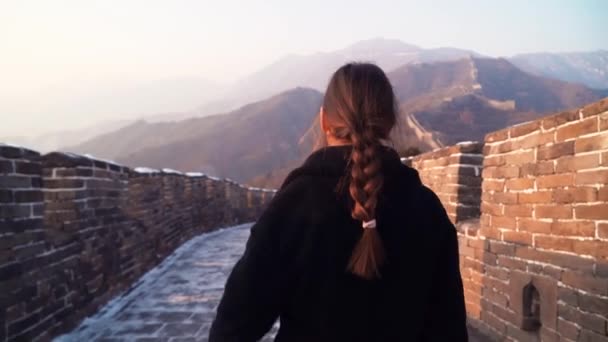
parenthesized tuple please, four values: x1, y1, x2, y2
(402, 141, 483, 224)
(0, 146, 274, 342)
(406, 99, 608, 341)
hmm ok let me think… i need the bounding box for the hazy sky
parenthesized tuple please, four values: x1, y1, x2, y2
(1, 0, 607, 137)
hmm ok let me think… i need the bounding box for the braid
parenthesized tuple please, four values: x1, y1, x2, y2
(321, 62, 397, 279)
(347, 125, 386, 279)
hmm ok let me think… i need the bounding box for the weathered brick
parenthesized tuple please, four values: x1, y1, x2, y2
(558, 303, 580, 322)
(541, 109, 579, 130)
(578, 293, 608, 316)
(503, 204, 533, 217)
(483, 140, 513, 156)
(492, 216, 517, 229)
(521, 161, 554, 176)
(481, 202, 503, 216)
(578, 310, 608, 335)
(43, 179, 85, 189)
(556, 117, 599, 142)
(600, 112, 608, 130)
(480, 226, 502, 240)
(537, 173, 574, 189)
(542, 265, 563, 279)
(483, 179, 505, 191)
(512, 131, 555, 150)
(551, 221, 596, 237)
(518, 218, 552, 234)
(575, 132, 608, 153)
(539, 327, 560, 342)
(599, 187, 608, 201)
(467, 238, 488, 251)
(537, 141, 575, 160)
(0, 204, 32, 219)
(557, 318, 580, 340)
(485, 128, 510, 143)
(492, 305, 518, 324)
(43, 189, 87, 201)
(13, 190, 43, 203)
(519, 191, 552, 204)
(562, 271, 608, 296)
(483, 166, 520, 179)
(486, 265, 510, 281)
(484, 289, 510, 310)
(536, 205, 573, 219)
(505, 178, 534, 191)
(54, 167, 94, 177)
(599, 223, 608, 239)
(576, 204, 608, 220)
(553, 187, 598, 203)
(480, 310, 507, 335)
(558, 287, 579, 306)
(0, 176, 33, 189)
(555, 154, 600, 173)
(14, 161, 41, 176)
(573, 240, 605, 259)
(492, 192, 518, 204)
(535, 235, 574, 252)
(581, 99, 608, 117)
(502, 230, 532, 245)
(504, 150, 535, 165)
(483, 155, 505, 167)
(0, 159, 14, 173)
(481, 251, 498, 266)
(578, 330, 608, 342)
(510, 120, 541, 138)
(497, 255, 526, 270)
(516, 247, 595, 272)
(576, 170, 608, 185)
(0, 189, 13, 203)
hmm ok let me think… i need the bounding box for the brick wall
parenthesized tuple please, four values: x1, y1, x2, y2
(403, 141, 483, 223)
(471, 99, 608, 341)
(405, 98, 608, 341)
(0, 147, 274, 342)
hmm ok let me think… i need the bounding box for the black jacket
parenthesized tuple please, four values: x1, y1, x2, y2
(209, 145, 468, 342)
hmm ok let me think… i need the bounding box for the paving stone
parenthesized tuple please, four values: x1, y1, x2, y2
(158, 324, 201, 338)
(55, 225, 258, 341)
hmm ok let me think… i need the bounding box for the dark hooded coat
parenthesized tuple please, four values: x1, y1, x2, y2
(209, 144, 468, 342)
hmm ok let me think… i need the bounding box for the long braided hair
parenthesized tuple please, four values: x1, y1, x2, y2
(321, 63, 397, 279)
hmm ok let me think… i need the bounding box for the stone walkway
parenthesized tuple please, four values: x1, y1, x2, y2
(56, 223, 489, 342)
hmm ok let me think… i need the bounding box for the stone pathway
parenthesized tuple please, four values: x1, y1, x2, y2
(55, 223, 276, 342)
(56, 223, 489, 342)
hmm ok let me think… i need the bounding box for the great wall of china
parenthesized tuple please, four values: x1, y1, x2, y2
(1, 98, 607, 341)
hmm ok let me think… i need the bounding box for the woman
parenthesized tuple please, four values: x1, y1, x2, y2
(209, 63, 468, 341)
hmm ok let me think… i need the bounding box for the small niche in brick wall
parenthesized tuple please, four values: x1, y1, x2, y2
(510, 271, 558, 332)
(521, 282, 541, 332)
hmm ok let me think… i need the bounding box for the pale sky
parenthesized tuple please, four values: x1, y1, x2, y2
(1, 0, 607, 137)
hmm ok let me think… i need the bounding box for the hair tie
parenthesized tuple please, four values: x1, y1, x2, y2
(362, 219, 377, 229)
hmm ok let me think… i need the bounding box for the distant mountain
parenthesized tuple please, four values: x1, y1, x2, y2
(69, 56, 607, 188)
(208, 38, 480, 114)
(70, 88, 324, 183)
(388, 57, 608, 144)
(509, 51, 608, 89)
(70, 86, 437, 188)
(1, 120, 131, 153)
